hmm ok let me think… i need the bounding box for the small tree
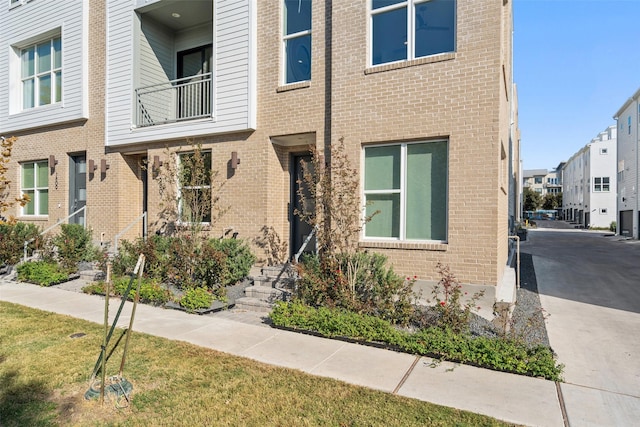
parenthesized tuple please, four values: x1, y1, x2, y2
(296, 137, 376, 257)
(153, 143, 227, 240)
(523, 187, 542, 212)
(1, 136, 29, 224)
(542, 193, 557, 210)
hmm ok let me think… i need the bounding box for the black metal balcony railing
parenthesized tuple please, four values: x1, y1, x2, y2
(135, 72, 212, 127)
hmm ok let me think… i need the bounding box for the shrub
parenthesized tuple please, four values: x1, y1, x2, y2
(83, 275, 171, 306)
(112, 235, 172, 278)
(17, 261, 69, 286)
(180, 287, 214, 312)
(53, 224, 96, 271)
(269, 301, 563, 381)
(191, 241, 228, 290)
(295, 252, 415, 325)
(429, 263, 484, 334)
(210, 238, 255, 285)
(610, 221, 617, 232)
(0, 222, 40, 265)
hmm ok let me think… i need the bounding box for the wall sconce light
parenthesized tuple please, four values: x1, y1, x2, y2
(48, 155, 58, 170)
(88, 159, 98, 174)
(231, 151, 240, 169)
(100, 159, 110, 174)
(622, 197, 626, 202)
(153, 155, 163, 170)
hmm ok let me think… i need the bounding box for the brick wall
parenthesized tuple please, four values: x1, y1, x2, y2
(5, 0, 514, 289)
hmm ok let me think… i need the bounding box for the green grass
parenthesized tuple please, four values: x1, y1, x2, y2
(0, 301, 512, 426)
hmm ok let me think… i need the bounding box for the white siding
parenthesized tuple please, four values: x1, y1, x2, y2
(0, 0, 88, 133)
(139, 18, 174, 88)
(106, 0, 256, 147)
(615, 89, 640, 238)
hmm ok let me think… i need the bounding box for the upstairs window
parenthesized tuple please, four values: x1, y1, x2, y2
(593, 177, 610, 192)
(21, 37, 62, 109)
(283, 0, 311, 84)
(21, 161, 48, 216)
(371, 0, 455, 66)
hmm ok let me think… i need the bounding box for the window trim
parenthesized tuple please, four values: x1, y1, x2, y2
(177, 150, 212, 225)
(361, 139, 448, 243)
(20, 160, 49, 217)
(19, 35, 62, 111)
(593, 177, 610, 192)
(281, 0, 312, 85)
(369, 0, 456, 68)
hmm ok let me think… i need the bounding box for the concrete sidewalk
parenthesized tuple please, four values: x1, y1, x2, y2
(0, 280, 564, 426)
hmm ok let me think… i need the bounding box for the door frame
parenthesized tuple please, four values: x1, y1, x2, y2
(68, 153, 87, 226)
(290, 152, 315, 259)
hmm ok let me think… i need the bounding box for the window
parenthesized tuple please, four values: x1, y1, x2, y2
(593, 177, 610, 192)
(534, 177, 542, 184)
(178, 151, 212, 223)
(599, 148, 608, 155)
(370, 0, 455, 66)
(600, 208, 607, 215)
(363, 140, 447, 241)
(283, 0, 311, 84)
(21, 161, 48, 216)
(21, 36, 62, 109)
(629, 116, 632, 134)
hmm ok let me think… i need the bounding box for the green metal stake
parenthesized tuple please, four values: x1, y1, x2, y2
(119, 255, 145, 377)
(100, 263, 111, 404)
(89, 258, 141, 382)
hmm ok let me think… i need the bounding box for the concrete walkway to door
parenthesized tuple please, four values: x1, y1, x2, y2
(524, 227, 640, 426)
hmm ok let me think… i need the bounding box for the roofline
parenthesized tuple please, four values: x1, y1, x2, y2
(614, 86, 640, 119)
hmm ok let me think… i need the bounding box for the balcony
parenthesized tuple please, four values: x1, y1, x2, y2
(135, 73, 212, 127)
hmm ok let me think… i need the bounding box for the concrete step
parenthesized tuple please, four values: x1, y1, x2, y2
(79, 269, 105, 282)
(252, 275, 296, 289)
(234, 297, 273, 313)
(244, 285, 290, 302)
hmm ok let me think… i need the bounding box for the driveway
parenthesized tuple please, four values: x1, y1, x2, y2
(523, 226, 640, 426)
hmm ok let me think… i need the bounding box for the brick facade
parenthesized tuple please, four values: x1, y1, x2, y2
(2, 0, 516, 293)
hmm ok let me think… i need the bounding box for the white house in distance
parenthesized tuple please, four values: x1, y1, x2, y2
(562, 125, 617, 228)
(614, 87, 640, 238)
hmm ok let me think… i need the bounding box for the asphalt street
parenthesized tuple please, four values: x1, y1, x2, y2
(523, 224, 640, 426)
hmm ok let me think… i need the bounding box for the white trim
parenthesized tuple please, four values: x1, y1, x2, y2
(368, 0, 456, 68)
(361, 139, 448, 243)
(248, 0, 257, 129)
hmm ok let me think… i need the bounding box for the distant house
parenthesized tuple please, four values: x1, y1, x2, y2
(614, 87, 640, 238)
(561, 126, 617, 228)
(523, 168, 561, 196)
(1, 0, 520, 310)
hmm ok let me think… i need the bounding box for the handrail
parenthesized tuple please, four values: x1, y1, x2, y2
(113, 212, 147, 254)
(294, 226, 317, 263)
(23, 206, 87, 262)
(135, 72, 212, 127)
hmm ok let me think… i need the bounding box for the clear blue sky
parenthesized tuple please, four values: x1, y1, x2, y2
(514, 0, 640, 171)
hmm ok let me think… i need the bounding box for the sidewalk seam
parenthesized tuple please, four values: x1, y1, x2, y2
(307, 342, 348, 373)
(556, 381, 569, 427)
(392, 356, 420, 394)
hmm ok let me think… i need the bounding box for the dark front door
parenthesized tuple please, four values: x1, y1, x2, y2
(620, 210, 633, 236)
(177, 45, 212, 120)
(69, 154, 86, 225)
(291, 154, 315, 259)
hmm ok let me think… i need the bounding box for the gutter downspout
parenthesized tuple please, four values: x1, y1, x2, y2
(508, 235, 520, 289)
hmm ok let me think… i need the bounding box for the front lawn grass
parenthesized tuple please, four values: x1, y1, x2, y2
(0, 302, 510, 426)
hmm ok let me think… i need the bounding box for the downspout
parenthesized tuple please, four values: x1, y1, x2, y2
(508, 235, 520, 289)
